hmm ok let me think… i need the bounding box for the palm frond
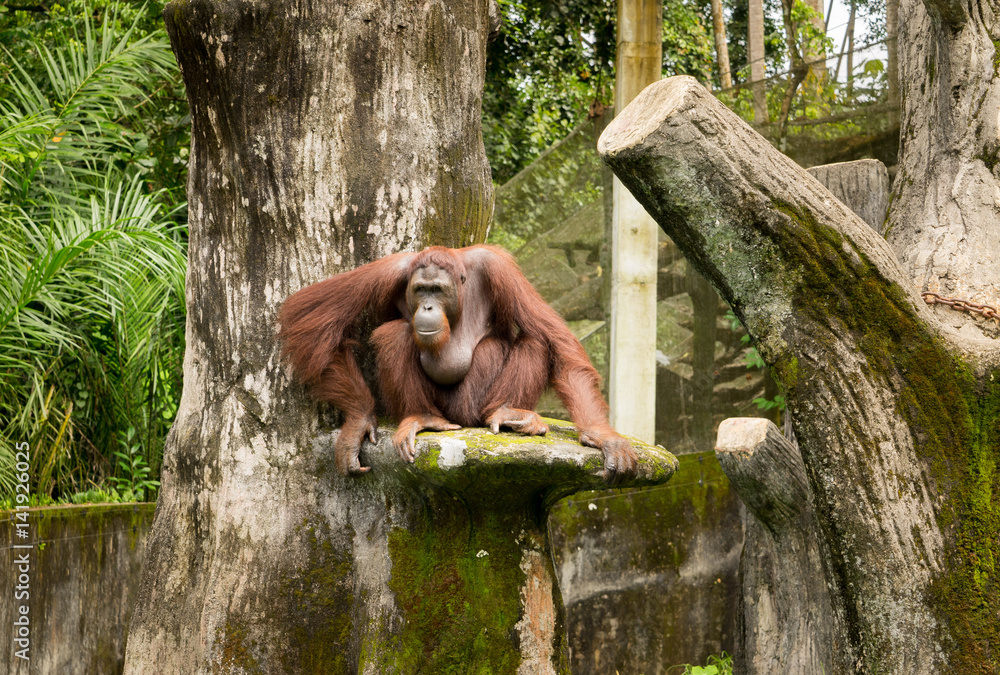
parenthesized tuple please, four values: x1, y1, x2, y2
(2, 3, 178, 208)
(0, 1, 187, 500)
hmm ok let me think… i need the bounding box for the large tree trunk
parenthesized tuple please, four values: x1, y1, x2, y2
(122, 3, 678, 673)
(599, 76, 1000, 672)
(119, 1, 678, 672)
(888, 0, 1000, 336)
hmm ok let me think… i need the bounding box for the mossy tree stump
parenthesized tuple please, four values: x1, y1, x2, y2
(599, 76, 1000, 673)
(715, 418, 840, 674)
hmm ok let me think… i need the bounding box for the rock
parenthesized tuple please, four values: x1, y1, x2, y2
(305, 421, 680, 673)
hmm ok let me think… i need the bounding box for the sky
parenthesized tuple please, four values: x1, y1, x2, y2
(823, 0, 889, 81)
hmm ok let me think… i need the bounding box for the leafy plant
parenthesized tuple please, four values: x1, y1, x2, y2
(0, 2, 186, 501)
(725, 310, 785, 415)
(669, 652, 734, 675)
(484, 0, 717, 186)
(109, 426, 160, 501)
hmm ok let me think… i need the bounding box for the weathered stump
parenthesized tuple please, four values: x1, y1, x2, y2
(715, 418, 848, 675)
(806, 159, 890, 235)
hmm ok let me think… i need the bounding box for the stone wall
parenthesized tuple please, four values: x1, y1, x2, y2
(549, 452, 744, 674)
(0, 466, 741, 675)
(0, 503, 155, 675)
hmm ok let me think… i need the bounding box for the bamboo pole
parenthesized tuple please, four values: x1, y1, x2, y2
(609, 0, 661, 444)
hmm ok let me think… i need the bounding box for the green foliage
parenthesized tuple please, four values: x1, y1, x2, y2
(483, 0, 616, 184)
(662, 0, 716, 83)
(721, 0, 786, 85)
(725, 310, 786, 414)
(788, 0, 833, 64)
(484, 0, 717, 184)
(0, 1, 186, 501)
(109, 425, 160, 501)
(0, 483, 146, 510)
(668, 652, 734, 675)
(854, 0, 887, 43)
(717, 38, 892, 167)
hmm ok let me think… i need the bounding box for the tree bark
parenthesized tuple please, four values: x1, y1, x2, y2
(887, 0, 901, 126)
(117, 1, 681, 673)
(776, 0, 811, 142)
(889, 0, 1000, 338)
(599, 75, 1000, 673)
(710, 0, 733, 89)
(803, 0, 828, 78)
(845, 0, 856, 96)
(716, 418, 850, 675)
(748, 0, 769, 124)
(807, 159, 890, 234)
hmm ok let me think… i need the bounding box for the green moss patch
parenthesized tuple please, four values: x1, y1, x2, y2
(930, 372, 1000, 672)
(384, 494, 530, 674)
(767, 197, 1000, 670)
(276, 520, 355, 674)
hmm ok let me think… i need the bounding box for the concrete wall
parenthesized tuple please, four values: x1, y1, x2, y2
(0, 504, 155, 675)
(549, 452, 744, 675)
(0, 465, 741, 675)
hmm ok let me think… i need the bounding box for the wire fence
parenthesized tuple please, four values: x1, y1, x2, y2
(713, 37, 898, 168)
(490, 37, 900, 452)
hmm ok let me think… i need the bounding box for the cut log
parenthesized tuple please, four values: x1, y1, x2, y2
(716, 418, 849, 675)
(807, 159, 890, 235)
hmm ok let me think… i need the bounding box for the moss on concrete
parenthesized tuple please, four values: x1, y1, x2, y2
(767, 197, 1000, 670)
(211, 623, 265, 674)
(384, 494, 529, 674)
(398, 422, 677, 508)
(278, 520, 355, 674)
(547, 451, 741, 671)
(364, 419, 679, 673)
(0, 504, 155, 674)
(975, 143, 1000, 172)
(549, 450, 729, 545)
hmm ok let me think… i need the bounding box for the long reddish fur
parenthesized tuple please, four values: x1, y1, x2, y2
(279, 245, 611, 434)
(472, 245, 611, 433)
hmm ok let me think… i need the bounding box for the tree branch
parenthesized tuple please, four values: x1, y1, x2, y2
(597, 76, 927, 374)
